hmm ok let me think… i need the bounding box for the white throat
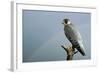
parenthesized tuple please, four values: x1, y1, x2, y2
(64, 21, 71, 26)
(67, 21, 71, 24)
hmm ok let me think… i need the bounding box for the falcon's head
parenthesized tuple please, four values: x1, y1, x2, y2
(62, 18, 71, 26)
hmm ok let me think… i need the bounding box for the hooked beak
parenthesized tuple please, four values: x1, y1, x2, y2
(62, 22, 64, 24)
(62, 21, 64, 25)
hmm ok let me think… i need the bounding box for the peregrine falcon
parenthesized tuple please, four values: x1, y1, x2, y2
(62, 18, 86, 56)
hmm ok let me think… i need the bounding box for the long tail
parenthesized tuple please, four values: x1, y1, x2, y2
(72, 45, 85, 56)
(77, 46, 85, 56)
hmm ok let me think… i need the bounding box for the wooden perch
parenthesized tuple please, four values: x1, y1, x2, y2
(61, 45, 78, 60)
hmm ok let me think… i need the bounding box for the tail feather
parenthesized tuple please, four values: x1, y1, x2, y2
(76, 47, 85, 56)
(72, 44, 85, 56)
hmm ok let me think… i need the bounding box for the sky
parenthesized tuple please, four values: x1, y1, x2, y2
(22, 10, 91, 62)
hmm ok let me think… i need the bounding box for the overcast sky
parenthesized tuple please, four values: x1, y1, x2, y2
(23, 10, 91, 62)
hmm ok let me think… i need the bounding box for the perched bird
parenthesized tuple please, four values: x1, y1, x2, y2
(62, 18, 86, 56)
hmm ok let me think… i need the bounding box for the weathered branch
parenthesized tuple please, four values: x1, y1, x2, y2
(61, 45, 78, 60)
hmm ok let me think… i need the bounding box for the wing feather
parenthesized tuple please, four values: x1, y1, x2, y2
(64, 24, 85, 56)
